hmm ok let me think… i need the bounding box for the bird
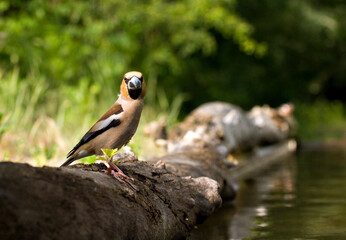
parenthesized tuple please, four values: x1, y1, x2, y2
(60, 71, 146, 182)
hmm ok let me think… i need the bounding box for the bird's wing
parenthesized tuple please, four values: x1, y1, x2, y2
(66, 103, 124, 159)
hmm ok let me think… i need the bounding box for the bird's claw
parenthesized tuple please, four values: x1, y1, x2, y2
(103, 165, 137, 191)
(103, 169, 126, 183)
(103, 161, 134, 182)
(108, 161, 134, 181)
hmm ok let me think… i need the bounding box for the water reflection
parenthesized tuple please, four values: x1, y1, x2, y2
(189, 149, 346, 240)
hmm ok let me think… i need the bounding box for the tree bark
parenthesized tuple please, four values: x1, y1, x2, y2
(0, 160, 221, 240)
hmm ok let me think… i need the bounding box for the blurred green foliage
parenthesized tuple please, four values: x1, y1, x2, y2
(0, 0, 345, 164)
(234, 0, 346, 106)
(0, 0, 263, 94)
(1, 0, 345, 108)
(295, 100, 345, 140)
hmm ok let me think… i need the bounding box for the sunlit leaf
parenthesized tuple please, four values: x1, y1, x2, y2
(96, 156, 107, 162)
(101, 148, 118, 160)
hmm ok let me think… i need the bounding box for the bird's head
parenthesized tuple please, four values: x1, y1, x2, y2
(121, 71, 146, 100)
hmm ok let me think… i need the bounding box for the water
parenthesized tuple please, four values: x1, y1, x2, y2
(189, 149, 346, 240)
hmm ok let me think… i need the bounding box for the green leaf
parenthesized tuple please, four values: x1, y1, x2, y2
(101, 148, 118, 160)
(96, 155, 107, 162)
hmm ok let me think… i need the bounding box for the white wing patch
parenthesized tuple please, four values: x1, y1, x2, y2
(77, 150, 89, 158)
(92, 112, 123, 132)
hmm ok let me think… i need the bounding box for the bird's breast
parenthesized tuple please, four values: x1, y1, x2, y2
(109, 100, 143, 149)
(91, 100, 143, 154)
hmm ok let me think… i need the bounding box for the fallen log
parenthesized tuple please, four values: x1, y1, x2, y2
(0, 160, 221, 240)
(227, 139, 297, 181)
(0, 101, 296, 239)
(144, 102, 296, 201)
(164, 102, 295, 154)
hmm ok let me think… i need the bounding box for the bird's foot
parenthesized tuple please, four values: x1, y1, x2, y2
(108, 161, 134, 181)
(103, 168, 126, 183)
(103, 162, 137, 191)
(103, 161, 134, 181)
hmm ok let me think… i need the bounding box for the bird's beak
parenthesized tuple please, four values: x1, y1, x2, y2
(127, 76, 142, 90)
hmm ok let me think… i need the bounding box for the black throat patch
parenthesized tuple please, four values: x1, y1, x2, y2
(129, 89, 142, 99)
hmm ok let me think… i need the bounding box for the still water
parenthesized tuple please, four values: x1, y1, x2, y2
(189, 149, 346, 240)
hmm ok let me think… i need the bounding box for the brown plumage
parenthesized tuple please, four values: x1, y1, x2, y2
(60, 71, 146, 167)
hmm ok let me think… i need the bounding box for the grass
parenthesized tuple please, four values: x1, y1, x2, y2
(0, 70, 185, 166)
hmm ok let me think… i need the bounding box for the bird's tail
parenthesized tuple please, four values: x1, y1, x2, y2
(60, 157, 75, 167)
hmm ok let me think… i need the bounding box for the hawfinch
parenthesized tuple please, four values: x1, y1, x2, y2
(60, 71, 145, 181)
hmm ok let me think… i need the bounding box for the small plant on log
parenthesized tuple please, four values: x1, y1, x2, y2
(97, 148, 119, 175)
